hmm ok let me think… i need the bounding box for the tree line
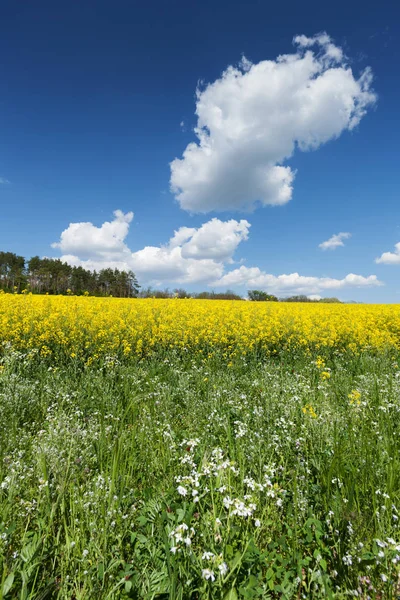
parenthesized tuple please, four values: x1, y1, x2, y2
(246, 290, 341, 303)
(139, 288, 341, 302)
(0, 251, 342, 302)
(0, 252, 140, 297)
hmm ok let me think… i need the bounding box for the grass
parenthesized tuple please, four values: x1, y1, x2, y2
(1, 348, 400, 598)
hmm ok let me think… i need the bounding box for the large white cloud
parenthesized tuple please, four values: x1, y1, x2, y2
(170, 33, 376, 213)
(53, 210, 382, 295)
(375, 243, 400, 265)
(212, 266, 382, 295)
(53, 211, 250, 285)
(319, 232, 351, 251)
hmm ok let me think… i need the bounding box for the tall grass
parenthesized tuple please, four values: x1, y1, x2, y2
(1, 349, 400, 598)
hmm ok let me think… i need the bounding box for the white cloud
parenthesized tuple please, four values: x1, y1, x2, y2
(308, 294, 322, 301)
(177, 218, 250, 261)
(375, 242, 400, 265)
(53, 211, 250, 285)
(53, 211, 382, 294)
(170, 33, 376, 213)
(294, 32, 344, 61)
(319, 232, 351, 250)
(52, 210, 134, 259)
(0, 177, 10, 185)
(168, 226, 197, 249)
(131, 246, 224, 284)
(211, 265, 382, 294)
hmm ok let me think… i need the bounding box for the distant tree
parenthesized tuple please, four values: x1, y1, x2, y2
(152, 288, 172, 299)
(69, 266, 96, 295)
(0, 252, 25, 291)
(138, 286, 153, 298)
(319, 297, 341, 303)
(217, 289, 243, 300)
(281, 295, 312, 303)
(125, 270, 140, 297)
(0, 252, 26, 291)
(173, 288, 191, 299)
(194, 291, 213, 300)
(248, 290, 278, 302)
(139, 287, 172, 299)
(27, 256, 42, 292)
(193, 290, 243, 300)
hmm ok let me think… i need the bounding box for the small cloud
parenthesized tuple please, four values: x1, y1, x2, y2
(51, 209, 134, 258)
(375, 242, 400, 265)
(319, 232, 351, 251)
(0, 177, 10, 185)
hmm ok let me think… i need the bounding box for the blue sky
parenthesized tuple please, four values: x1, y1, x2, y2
(1, 0, 399, 300)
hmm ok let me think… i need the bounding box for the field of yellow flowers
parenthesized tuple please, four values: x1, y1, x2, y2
(1, 294, 400, 361)
(1, 295, 400, 599)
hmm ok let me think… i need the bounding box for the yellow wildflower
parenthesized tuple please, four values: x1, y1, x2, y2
(348, 389, 362, 406)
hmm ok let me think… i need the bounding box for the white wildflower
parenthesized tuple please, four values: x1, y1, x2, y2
(202, 568, 215, 582)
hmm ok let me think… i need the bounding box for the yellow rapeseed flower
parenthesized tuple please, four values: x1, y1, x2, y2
(0, 296, 400, 361)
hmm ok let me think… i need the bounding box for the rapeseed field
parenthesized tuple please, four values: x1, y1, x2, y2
(1, 294, 400, 361)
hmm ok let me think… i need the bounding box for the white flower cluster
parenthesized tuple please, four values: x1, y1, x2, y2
(242, 468, 285, 508)
(201, 551, 228, 582)
(222, 496, 257, 517)
(200, 448, 239, 478)
(233, 420, 247, 439)
(175, 472, 200, 502)
(169, 523, 196, 554)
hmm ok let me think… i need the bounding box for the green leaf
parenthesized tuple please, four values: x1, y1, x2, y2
(224, 589, 238, 600)
(137, 533, 148, 544)
(20, 535, 39, 563)
(230, 551, 242, 570)
(2, 573, 14, 596)
(266, 568, 274, 581)
(176, 508, 185, 522)
(268, 578, 275, 591)
(361, 552, 374, 561)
